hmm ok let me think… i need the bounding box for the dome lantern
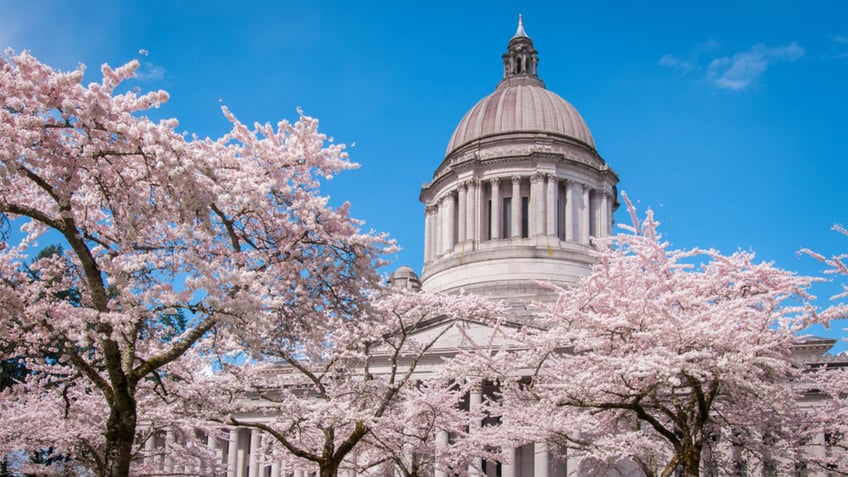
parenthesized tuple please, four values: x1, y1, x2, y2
(500, 14, 543, 88)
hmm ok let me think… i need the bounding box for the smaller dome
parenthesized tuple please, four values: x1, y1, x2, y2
(388, 265, 421, 291)
(446, 83, 595, 157)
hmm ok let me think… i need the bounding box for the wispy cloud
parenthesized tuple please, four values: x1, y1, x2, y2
(830, 34, 848, 60)
(660, 41, 805, 92)
(135, 62, 166, 82)
(706, 43, 804, 91)
(658, 54, 695, 75)
(657, 40, 722, 77)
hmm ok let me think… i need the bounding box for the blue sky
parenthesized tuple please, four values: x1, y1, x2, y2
(2, 1, 847, 349)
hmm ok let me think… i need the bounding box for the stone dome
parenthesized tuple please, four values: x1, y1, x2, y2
(445, 82, 596, 157)
(387, 265, 421, 291)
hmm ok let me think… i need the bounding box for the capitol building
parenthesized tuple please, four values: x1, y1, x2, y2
(140, 16, 841, 477)
(205, 17, 624, 477)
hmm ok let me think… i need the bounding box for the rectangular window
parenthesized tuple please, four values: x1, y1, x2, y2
(589, 193, 597, 239)
(557, 185, 566, 240)
(521, 197, 529, 238)
(486, 199, 492, 240)
(502, 197, 512, 238)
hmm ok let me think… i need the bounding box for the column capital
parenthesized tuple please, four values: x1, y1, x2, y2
(511, 175, 522, 184)
(531, 172, 546, 183)
(490, 176, 501, 186)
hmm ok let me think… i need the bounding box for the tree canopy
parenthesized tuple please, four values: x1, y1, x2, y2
(478, 195, 836, 477)
(0, 50, 391, 477)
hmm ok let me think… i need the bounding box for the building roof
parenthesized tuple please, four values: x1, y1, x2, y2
(445, 82, 596, 156)
(444, 15, 596, 157)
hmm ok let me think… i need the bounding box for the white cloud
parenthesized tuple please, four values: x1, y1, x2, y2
(706, 42, 804, 91)
(661, 41, 805, 92)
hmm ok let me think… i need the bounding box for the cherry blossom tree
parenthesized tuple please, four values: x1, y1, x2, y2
(799, 224, 848, 475)
(0, 50, 390, 477)
(361, 380, 468, 477)
(177, 289, 501, 477)
(481, 194, 831, 477)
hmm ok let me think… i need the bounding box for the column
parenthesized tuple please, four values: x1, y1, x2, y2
(457, 183, 467, 243)
(565, 180, 575, 242)
(530, 174, 545, 236)
(596, 190, 605, 239)
(490, 178, 501, 240)
(534, 442, 549, 477)
(164, 429, 175, 474)
(434, 430, 449, 477)
(144, 431, 156, 467)
(546, 174, 557, 236)
(437, 199, 446, 257)
(236, 428, 248, 477)
(511, 177, 521, 238)
(566, 447, 580, 477)
(432, 204, 440, 258)
(469, 386, 483, 476)
(227, 429, 240, 477)
(601, 188, 611, 237)
(423, 206, 433, 263)
(444, 193, 456, 253)
(581, 186, 591, 244)
(270, 462, 281, 477)
(474, 179, 485, 242)
(501, 447, 516, 477)
(248, 429, 261, 477)
(207, 431, 221, 473)
(466, 180, 477, 243)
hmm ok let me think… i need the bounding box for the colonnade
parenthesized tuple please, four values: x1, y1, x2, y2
(142, 409, 574, 477)
(142, 427, 361, 477)
(424, 173, 613, 263)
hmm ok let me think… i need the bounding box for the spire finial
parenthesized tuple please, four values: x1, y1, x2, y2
(513, 14, 528, 39)
(500, 14, 543, 88)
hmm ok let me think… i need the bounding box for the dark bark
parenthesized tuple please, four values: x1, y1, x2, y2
(103, 386, 137, 477)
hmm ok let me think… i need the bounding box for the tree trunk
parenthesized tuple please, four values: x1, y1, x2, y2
(103, 399, 137, 477)
(679, 445, 702, 477)
(319, 465, 338, 477)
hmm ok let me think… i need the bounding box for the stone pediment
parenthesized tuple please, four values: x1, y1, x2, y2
(405, 316, 523, 353)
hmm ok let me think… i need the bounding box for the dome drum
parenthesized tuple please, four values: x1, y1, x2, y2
(426, 140, 612, 193)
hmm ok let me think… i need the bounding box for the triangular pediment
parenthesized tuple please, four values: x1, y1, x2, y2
(406, 316, 524, 352)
